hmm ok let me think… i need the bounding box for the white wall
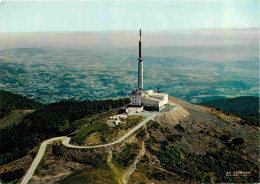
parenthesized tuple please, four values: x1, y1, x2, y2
(142, 98, 160, 107)
(131, 93, 142, 106)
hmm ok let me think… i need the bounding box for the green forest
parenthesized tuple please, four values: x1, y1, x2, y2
(0, 90, 44, 118)
(0, 91, 130, 165)
(200, 96, 259, 126)
(200, 96, 259, 117)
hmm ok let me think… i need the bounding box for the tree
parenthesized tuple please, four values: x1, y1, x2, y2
(219, 135, 230, 142)
(232, 137, 244, 146)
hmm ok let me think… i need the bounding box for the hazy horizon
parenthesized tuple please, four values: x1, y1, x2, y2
(0, 0, 258, 33)
(0, 29, 258, 62)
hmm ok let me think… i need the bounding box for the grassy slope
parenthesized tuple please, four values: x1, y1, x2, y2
(72, 113, 143, 145)
(48, 114, 144, 184)
(0, 110, 34, 129)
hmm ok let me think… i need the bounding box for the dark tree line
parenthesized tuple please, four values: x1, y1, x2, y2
(200, 96, 259, 118)
(0, 90, 44, 118)
(0, 98, 130, 165)
(200, 96, 259, 126)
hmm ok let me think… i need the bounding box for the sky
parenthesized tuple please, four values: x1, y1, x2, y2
(0, 0, 259, 33)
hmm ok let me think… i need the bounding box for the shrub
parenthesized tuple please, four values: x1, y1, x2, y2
(149, 122, 160, 129)
(52, 142, 63, 156)
(199, 130, 205, 134)
(219, 135, 231, 142)
(232, 137, 244, 146)
(240, 117, 259, 126)
(0, 168, 25, 182)
(113, 143, 140, 167)
(162, 127, 172, 134)
(174, 124, 185, 132)
(166, 134, 182, 142)
(141, 154, 149, 163)
(136, 128, 146, 139)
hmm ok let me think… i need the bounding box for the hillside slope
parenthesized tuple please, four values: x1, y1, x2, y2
(199, 96, 259, 117)
(0, 96, 258, 184)
(130, 96, 259, 183)
(0, 110, 34, 129)
(0, 97, 130, 166)
(0, 90, 43, 119)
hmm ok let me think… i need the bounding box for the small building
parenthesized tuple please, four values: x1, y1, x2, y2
(114, 120, 120, 126)
(106, 114, 128, 127)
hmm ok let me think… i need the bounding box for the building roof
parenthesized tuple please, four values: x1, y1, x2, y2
(150, 92, 168, 96)
(142, 96, 163, 102)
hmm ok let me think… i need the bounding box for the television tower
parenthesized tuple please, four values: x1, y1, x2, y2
(138, 29, 143, 90)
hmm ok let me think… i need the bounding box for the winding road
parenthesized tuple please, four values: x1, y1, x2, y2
(21, 111, 158, 184)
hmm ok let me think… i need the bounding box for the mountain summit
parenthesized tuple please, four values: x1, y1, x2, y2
(0, 92, 258, 183)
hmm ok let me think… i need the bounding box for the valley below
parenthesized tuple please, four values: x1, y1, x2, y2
(0, 30, 258, 104)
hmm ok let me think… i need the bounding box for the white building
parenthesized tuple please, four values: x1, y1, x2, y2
(130, 89, 168, 111)
(141, 90, 168, 111)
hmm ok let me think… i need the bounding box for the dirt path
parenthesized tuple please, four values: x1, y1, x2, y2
(122, 126, 148, 184)
(121, 140, 145, 184)
(106, 147, 124, 184)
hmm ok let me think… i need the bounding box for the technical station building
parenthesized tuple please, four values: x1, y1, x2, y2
(130, 30, 168, 111)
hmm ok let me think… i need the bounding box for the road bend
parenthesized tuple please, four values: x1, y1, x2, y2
(21, 111, 158, 184)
